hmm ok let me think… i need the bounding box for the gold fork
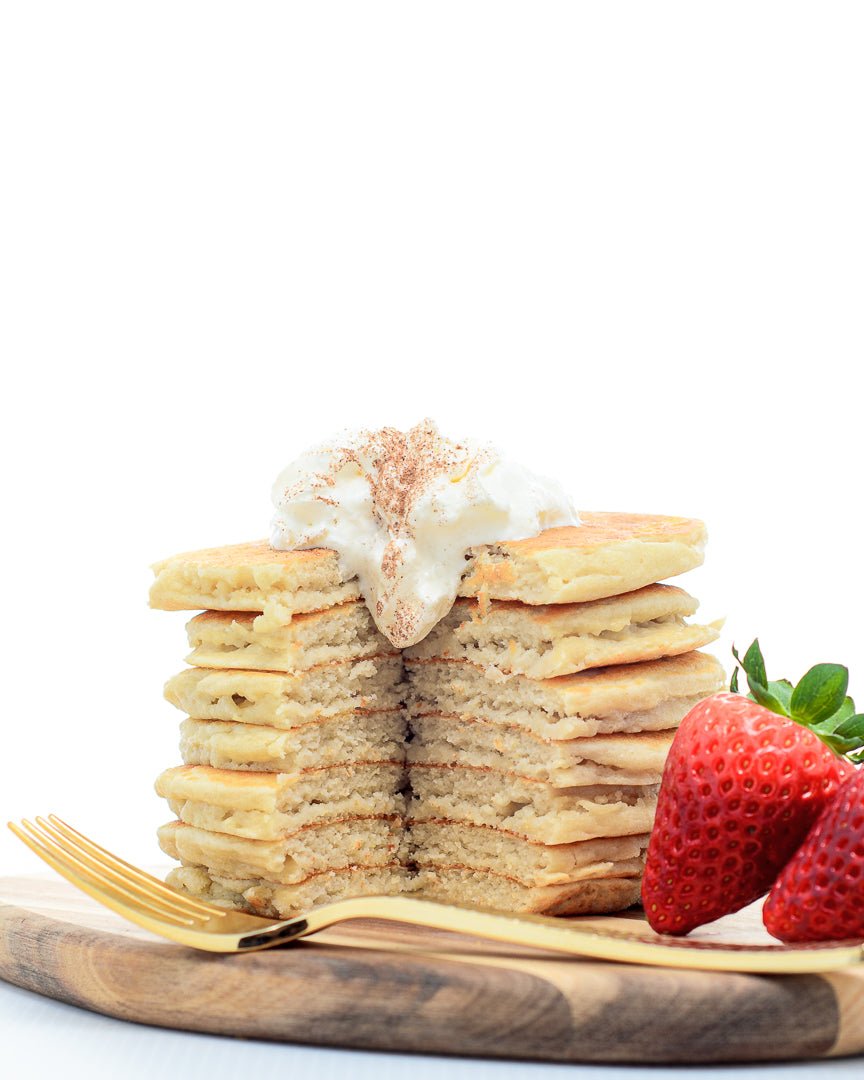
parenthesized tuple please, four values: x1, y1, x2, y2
(8, 815, 864, 974)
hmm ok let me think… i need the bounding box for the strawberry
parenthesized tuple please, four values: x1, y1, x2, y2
(763, 768, 864, 942)
(643, 640, 863, 935)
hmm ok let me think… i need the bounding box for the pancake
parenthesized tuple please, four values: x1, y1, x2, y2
(158, 817, 405, 884)
(185, 601, 389, 673)
(164, 654, 403, 727)
(180, 711, 406, 772)
(462, 512, 706, 604)
(167, 863, 411, 918)
(150, 513, 706, 620)
(409, 764, 658, 843)
(408, 822, 648, 888)
(155, 762, 406, 840)
(413, 868, 642, 915)
(406, 651, 725, 739)
(405, 587, 720, 678)
(150, 541, 361, 618)
(167, 859, 637, 917)
(408, 719, 673, 786)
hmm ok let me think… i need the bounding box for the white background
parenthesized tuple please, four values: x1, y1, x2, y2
(1, 2, 863, 1076)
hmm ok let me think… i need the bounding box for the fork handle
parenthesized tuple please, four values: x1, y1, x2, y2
(269, 894, 864, 975)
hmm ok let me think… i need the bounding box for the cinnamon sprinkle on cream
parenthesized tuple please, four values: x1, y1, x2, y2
(270, 420, 578, 647)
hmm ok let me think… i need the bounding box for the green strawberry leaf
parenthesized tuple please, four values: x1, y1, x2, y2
(732, 640, 790, 715)
(790, 664, 849, 725)
(834, 713, 864, 739)
(811, 711, 864, 755)
(810, 698, 857, 737)
(826, 696, 856, 728)
(767, 678, 794, 713)
(742, 639, 768, 690)
(818, 732, 863, 755)
(748, 681, 790, 715)
(730, 642, 864, 762)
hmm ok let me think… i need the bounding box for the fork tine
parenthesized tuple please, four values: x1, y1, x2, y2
(8, 821, 208, 935)
(44, 815, 226, 919)
(16, 820, 200, 927)
(32, 817, 209, 924)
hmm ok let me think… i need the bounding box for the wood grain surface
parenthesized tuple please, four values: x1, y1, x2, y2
(1, 875, 862, 1064)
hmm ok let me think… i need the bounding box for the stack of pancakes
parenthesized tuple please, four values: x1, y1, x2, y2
(152, 563, 410, 915)
(151, 513, 724, 918)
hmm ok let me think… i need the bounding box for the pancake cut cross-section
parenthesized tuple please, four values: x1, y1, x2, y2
(150, 509, 721, 917)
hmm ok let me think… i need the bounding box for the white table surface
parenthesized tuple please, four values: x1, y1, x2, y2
(1, 979, 861, 1080)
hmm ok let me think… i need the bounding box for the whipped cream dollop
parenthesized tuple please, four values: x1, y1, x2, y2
(270, 420, 578, 648)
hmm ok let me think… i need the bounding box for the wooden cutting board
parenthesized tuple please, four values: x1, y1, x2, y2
(1, 874, 862, 1064)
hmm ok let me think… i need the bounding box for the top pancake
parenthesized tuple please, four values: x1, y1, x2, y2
(149, 512, 706, 616)
(460, 512, 706, 604)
